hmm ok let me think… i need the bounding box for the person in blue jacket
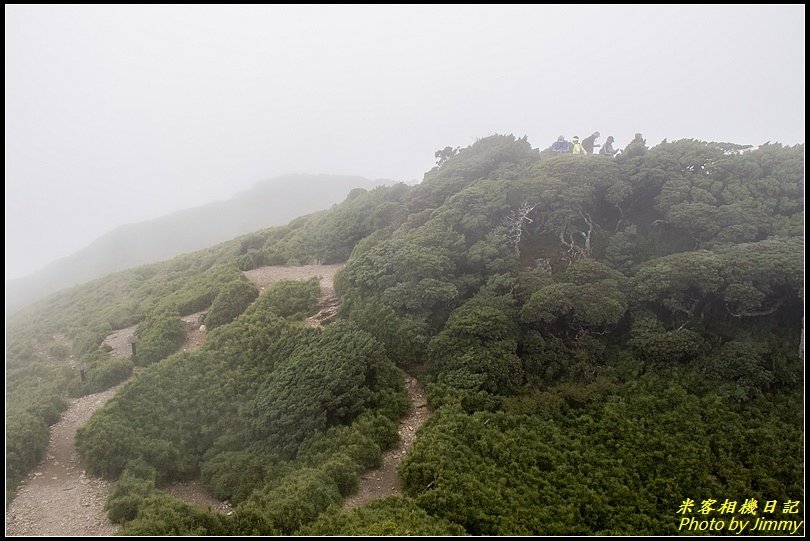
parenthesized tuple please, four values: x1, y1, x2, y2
(551, 135, 571, 153)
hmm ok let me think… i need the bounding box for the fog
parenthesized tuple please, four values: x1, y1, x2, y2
(5, 5, 805, 280)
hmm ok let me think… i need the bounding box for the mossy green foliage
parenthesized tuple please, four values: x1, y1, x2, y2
(264, 183, 412, 265)
(5, 246, 252, 496)
(247, 278, 320, 320)
(401, 372, 803, 534)
(204, 279, 259, 329)
(68, 349, 133, 397)
(252, 321, 403, 458)
(133, 311, 185, 366)
(7, 135, 805, 533)
(300, 496, 466, 535)
(5, 358, 71, 501)
(75, 272, 406, 533)
(119, 493, 231, 536)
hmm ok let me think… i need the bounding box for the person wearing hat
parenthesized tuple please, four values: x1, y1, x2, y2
(599, 135, 619, 157)
(551, 135, 571, 153)
(582, 131, 601, 154)
(571, 136, 586, 155)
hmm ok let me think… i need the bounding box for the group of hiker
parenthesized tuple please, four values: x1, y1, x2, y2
(551, 131, 619, 157)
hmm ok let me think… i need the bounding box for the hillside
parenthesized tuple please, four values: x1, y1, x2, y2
(5, 135, 804, 535)
(5, 174, 383, 313)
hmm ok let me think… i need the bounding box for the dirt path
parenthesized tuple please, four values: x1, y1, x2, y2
(247, 265, 433, 509)
(243, 263, 343, 291)
(4, 385, 122, 536)
(7, 265, 354, 534)
(103, 310, 208, 358)
(244, 264, 343, 327)
(306, 284, 340, 328)
(103, 324, 138, 358)
(163, 482, 233, 515)
(342, 375, 430, 510)
(243, 264, 343, 328)
(6, 311, 212, 536)
(180, 311, 208, 352)
(160, 266, 347, 512)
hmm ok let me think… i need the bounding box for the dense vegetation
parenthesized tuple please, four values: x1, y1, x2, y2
(6, 134, 804, 533)
(5, 174, 379, 313)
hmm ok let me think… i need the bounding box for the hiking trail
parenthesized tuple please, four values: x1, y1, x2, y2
(342, 374, 430, 510)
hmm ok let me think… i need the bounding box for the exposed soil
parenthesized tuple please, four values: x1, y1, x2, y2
(103, 311, 208, 359)
(6, 265, 362, 535)
(102, 324, 139, 358)
(4, 385, 123, 536)
(246, 264, 344, 328)
(243, 263, 343, 292)
(243, 264, 343, 328)
(342, 375, 430, 510)
(5, 309, 213, 536)
(163, 482, 233, 515)
(159, 265, 347, 512)
(179, 311, 208, 352)
(306, 288, 340, 328)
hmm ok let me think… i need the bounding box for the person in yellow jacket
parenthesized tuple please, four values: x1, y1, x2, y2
(571, 136, 586, 155)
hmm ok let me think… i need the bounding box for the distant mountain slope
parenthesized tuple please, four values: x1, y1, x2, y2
(6, 174, 382, 312)
(6, 136, 804, 534)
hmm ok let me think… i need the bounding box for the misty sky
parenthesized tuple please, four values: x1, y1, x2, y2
(5, 5, 805, 279)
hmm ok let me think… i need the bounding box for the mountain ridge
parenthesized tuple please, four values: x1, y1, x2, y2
(6, 174, 386, 313)
(5, 135, 804, 535)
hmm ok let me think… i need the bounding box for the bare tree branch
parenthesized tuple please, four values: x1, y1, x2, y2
(578, 210, 593, 257)
(503, 201, 537, 255)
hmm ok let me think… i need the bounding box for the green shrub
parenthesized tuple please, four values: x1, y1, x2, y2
(300, 496, 466, 535)
(237, 468, 341, 534)
(247, 278, 319, 320)
(5, 362, 71, 500)
(298, 411, 401, 472)
(48, 342, 71, 360)
(205, 279, 259, 329)
(629, 313, 704, 364)
(133, 312, 185, 366)
(5, 410, 50, 499)
(118, 493, 230, 535)
(252, 322, 394, 458)
(72, 326, 112, 357)
(321, 453, 361, 497)
(106, 462, 158, 524)
(201, 447, 275, 503)
(76, 415, 141, 479)
(69, 349, 133, 397)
